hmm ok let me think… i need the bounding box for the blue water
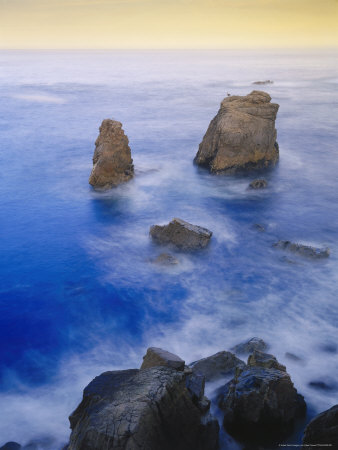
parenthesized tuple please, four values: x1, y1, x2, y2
(0, 50, 338, 449)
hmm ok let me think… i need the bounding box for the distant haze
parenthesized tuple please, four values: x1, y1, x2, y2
(0, 0, 337, 49)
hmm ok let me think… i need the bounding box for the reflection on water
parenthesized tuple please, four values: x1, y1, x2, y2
(0, 50, 337, 448)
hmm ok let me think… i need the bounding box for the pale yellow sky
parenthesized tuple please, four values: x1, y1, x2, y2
(0, 0, 337, 49)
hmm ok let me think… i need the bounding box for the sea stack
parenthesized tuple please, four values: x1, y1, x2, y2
(194, 91, 279, 173)
(89, 119, 134, 189)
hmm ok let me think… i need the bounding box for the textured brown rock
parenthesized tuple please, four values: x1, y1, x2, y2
(273, 240, 330, 259)
(68, 366, 219, 450)
(150, 218, 212, 251)
(249, 179, 268, 189)
(194, 91, 279, 173)
(89, 119, 134, 189)
(248, 350, 286, 372)
(302, 405, 338, 449)
(231, 337, 268, 355)
(140, 347, 185, 371)
(189, 351, 245, 382)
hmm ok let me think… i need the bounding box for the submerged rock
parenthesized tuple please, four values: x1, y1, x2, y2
(68, 364, 219, 449)
(89, 119, 134, 189)
(252, 80, 274, 85)
(273, 240, 330, 259)
(194, 91, 279, 173)
(285, 352, 303, 362)
(218, 353, 306, 445)
(189, 351, 245, 382)
(150, 218, 212, 251)
(302, 405, 338, 449)
(249, 179, 268, 189)
(231, 337, 268, 355)
(151, 252, 179, 266)
(140, 347, 185, 371)
(253, 223, 266, 232)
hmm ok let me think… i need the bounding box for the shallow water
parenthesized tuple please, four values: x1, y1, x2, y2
(0, 49, 338, 449)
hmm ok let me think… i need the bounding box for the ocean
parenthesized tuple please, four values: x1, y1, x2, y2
(0, 49, 337, 449)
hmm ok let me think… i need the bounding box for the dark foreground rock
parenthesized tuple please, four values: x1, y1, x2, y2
(302, 405, 338, 449)
(218, 352, 306, 445)
(0, 444, 21, 450)
(150, 218, 212, 250)
(194, 91, 279, 173)
(89, 119, 134, 189)
(249, 179, 268, 189)
(273, 240, 330, 259)
(189, 351, 245, 382)
(231, 337, 268, 355)
(140, 347, 185, 371)
(68, 350, 219, 450)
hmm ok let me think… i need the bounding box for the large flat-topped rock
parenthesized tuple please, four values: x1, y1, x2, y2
(189, 351, 245, 382)
(141, 347, 185, 371)
(89, 119, 134, 189)
(194, 91, 279, 173)
(150, 218, 212, 251)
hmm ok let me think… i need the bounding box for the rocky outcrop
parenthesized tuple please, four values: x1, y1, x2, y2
(150, 218, 212, 251)
(231, 337, 268, 355)
(252, 80, 273, 85)
(249, 179, 267, 189)
(273, 241, 330, 259)
(140, 347, 185, 371)
(218, 352, 306, 445)
(89, 119, 134, 189)
(302, 405, 338, 449)
(248, 350, 286, 372)
(68, 349, 219, 450)
(194, 91, 279, 173)
(0, 444, 21, 450)
(189, 351, 245, 382)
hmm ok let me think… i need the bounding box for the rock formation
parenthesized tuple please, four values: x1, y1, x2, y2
(194, 91, 279, 173)
(67, 348, 219, 450)
(252, 80, 274, 85)
(189, 351, 245, 382)
(273, 241, 330, 259)
(89, 119, 134, 189)
(218, 352, 306, 445)
(231, 337, 268, 355)
(150, 218, 212, 251)
(248, 350, 286, 372)
(302, 405, 338, 449)
(249, 179, 268, 189)
(151, 253, 179, 266)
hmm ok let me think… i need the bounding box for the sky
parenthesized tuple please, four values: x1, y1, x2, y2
(0, 0, 337, 49)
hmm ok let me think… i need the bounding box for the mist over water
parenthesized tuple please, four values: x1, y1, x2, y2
(0, 49, 338, 448)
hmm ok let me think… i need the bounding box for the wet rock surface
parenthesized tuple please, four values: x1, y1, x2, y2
(68, 350, 219, 450)
(218, 352, 306, 445)
(151, 252, 179, 266)
(231, 337, 268, 356)
(189, 351, 245, 382)
(194, 91, 279, 173)
(273, 240, 330, 259)
(89, 119, 134, 189)
(248, 350, 286, 372)
(249, 179, 268, 189)
(150, 218, 212, 251)
(140, 347, 185, 371)
(302, 405, 338, 449)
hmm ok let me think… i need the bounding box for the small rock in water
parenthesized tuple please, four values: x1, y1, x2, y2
(249, 179, 268, 189)
(151, 252, 179, 266)
(150, 218, 212, 251)
(273, 240, 330, 259)
(285, 352, 302, 362)
(231, 337, 268, 355)
(0, 444, 21, 450)
(141, 347, 185, 371)
(89, 119, 134, 189)
(189, 351, 245, 382)
(308, 380, 337, 391)
(252, 80, 274, 85)
(302, 404, 338, 449)
(253, 223, 266, 232)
